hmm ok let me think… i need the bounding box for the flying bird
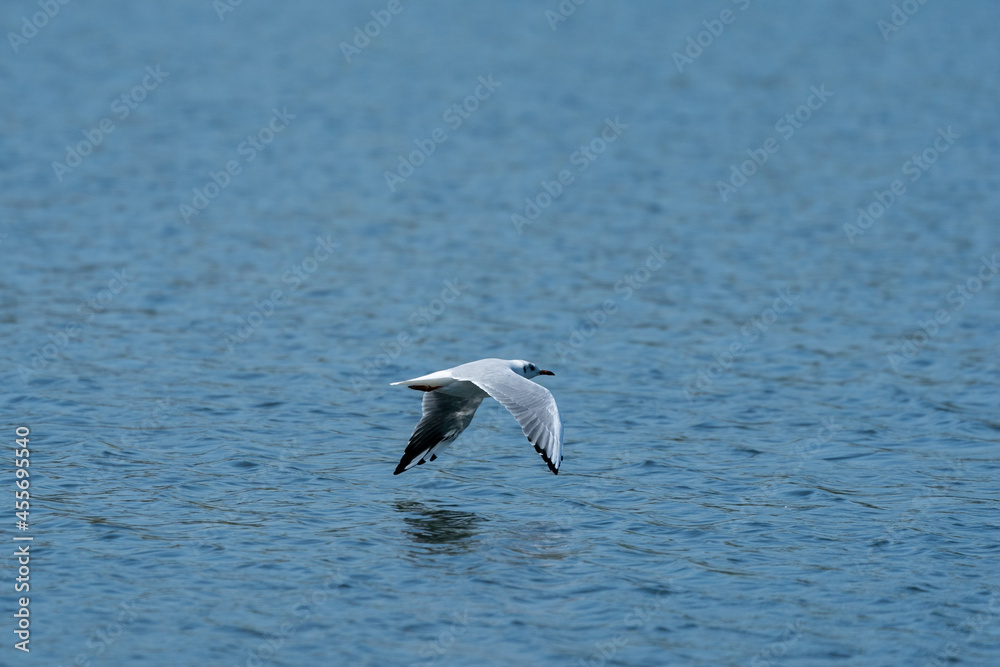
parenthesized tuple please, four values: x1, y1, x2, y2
(391, 358, 564, 475)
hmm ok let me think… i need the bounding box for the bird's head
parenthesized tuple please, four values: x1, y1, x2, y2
(511, 360, 554, 379)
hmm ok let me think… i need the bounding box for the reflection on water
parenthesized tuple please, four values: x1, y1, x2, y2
(395, 501, 485, 552)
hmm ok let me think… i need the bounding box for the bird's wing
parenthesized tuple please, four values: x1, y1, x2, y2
(458, 370, 563, 474)
(394, 390, 484, 474)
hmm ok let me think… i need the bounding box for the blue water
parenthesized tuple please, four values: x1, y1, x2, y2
(3, 0, 999, 664)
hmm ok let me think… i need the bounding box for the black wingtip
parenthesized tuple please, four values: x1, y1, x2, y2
(532, 444, 560, 474)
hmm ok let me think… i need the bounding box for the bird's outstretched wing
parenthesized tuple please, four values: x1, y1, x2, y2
(459, 371, 563, 474)
(394, 391, 485, 475)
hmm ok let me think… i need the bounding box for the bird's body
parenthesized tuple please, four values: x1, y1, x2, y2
(390, 358, 563, 475)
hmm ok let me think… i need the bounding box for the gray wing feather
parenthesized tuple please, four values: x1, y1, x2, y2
(394, 391, 484, 474)
(460, 372, 563, 474)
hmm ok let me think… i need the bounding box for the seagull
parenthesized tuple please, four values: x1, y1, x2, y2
(390, 358, 564, 475)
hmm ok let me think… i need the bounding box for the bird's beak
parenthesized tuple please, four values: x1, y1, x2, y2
(538, 369, 554, 375)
